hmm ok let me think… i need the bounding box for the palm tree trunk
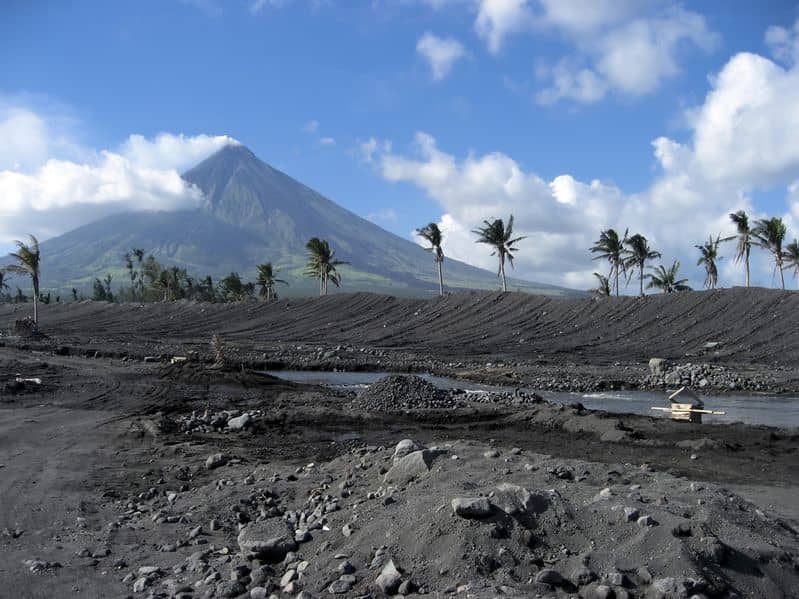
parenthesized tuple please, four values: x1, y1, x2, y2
(745, 248, 750, 287)
(437, 260, 443, 296)
(779, 257, 785, 289)
(614, 263, 620, 297)
(32, 275, 39, 326)
(639, 264, 644, 296)
(500, 258, 507, 293)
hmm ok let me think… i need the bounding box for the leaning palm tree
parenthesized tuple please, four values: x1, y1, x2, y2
(623, 233, 661, 296)
(783, 240, 799, 286)
(646, 261, 691, 294)
(695, 234, 724, 290)
(2, 235, 41, 326)
(727, 210, 752, 287)
(590, 228, 627, 296)
(256, 262, 288, 301)
(305, 238, 349, 296)
(416, 223, 445, 296)
(592, 272, 611, 297)
(472, 215, 526, 292)
(752, 216, 788, 289)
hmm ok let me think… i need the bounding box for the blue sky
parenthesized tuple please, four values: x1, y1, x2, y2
(3, 1, 799, 290)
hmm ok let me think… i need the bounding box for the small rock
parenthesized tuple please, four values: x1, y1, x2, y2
(206, 453, 227, 470)
(535, 568, 563, 586)
(215, 580, 246, 598)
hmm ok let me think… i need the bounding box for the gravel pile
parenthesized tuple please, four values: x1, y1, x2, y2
(642, 360, 768, 391)
(105, 438, 799, 599)
(351, 375, 460, 411)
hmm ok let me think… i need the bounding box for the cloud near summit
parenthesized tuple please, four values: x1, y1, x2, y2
(0, 103, 238, 245)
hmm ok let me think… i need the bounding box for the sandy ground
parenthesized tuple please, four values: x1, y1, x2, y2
(1, 292, 799, 598)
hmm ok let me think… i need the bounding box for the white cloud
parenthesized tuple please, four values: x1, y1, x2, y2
(416, 32, 467, 80)
(358, 137, 392, 164)
(475, 0, 534, 54)
(303, 119, 319, 133)
(120, 133, 239, 172)
(250, 0, 291, 14)
(0, 103, 238, 245)
(536, 5, 719, 104)
(319, 136, 336, 146)
(765, 18, 799, 65)
(535, 0, 643, 33)
(369, 39, 799, 291)
(689, 52, 799, 188)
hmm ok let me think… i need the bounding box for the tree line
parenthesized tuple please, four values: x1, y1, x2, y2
(3, 209, 799, 330)
(589, 211, 799, 296)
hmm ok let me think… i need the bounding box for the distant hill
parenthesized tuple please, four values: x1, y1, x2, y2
(27, 144, 580, 297)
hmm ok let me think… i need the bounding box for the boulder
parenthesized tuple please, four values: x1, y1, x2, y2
(384, 450, 432, 485)
(493, 483, 549, 516)
(237, 519, 297, 561)
(205, 453, 227, 470)
(375, 560, 402, 595)
(393, 439, 424, 461)
(451, 497, 493, 519)
(649, 358, 668, 376)
(227, 413, 252, 431)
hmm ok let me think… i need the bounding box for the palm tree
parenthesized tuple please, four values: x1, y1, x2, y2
(305, 238, 349, 296)
(695, 234, 723, 290)
(592, 272, 611, 297)
(590, 228, 627, 296)
(256, 262, 288, 301)
(752, 216, 788, 289)
(727, 210, 752, 287)
(472, 215, 526, 292)
(783, 240, 799, 286)
(0, 271, 8, 300)
(623, 234, 661, 296)
(416, 223, 445, 296)
(646, 261, 691, 293)
(2, 235, 41, 326)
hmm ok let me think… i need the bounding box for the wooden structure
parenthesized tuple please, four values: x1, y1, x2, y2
(650, 387, 725, 423)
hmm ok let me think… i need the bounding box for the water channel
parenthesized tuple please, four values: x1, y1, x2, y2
(264, 370, 799, 429)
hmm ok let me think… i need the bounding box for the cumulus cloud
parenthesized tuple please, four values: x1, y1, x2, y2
(120, 133, 239, 171)
(0, 104, 238, 245)
(368, 40, 799, 290)
(475, 0, 534, 54)
(765, 18, 799, 65)
(416, 32, 467, 80)
(537, 5, 719, 104)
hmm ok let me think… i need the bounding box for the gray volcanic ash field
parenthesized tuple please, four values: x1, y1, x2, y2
(1, 290, 798, 598)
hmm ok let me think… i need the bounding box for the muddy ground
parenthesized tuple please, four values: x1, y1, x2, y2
(1, 291, 799, 598)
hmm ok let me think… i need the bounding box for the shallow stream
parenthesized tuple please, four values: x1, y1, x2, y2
(264, 370, 799, 429)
